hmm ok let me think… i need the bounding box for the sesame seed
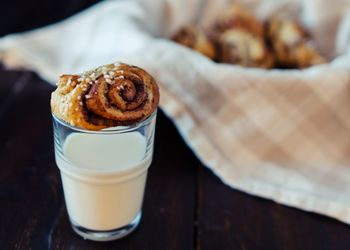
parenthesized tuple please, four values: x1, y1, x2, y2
(69, 103, 73, 107)
(85, 94, 92, 99)
(75, 108, 79, 111)
(79, 102, 83, 106)
(77, 96, 81, 100)
(106, 79, 112, 84)
(118, 76, 125, 79)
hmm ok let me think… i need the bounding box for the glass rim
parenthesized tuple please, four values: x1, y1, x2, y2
(52, 109, 157, 134)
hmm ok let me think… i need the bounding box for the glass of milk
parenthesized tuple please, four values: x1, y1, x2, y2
(52, 112, 156, 241)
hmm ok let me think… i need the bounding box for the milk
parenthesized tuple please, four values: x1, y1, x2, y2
(55, 132, 152, 231)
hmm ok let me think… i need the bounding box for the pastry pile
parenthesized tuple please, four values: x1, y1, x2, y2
(172, 5, 326, 69)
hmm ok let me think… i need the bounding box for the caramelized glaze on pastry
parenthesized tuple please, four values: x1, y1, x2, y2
(172, 25, 216, 60)
(266, 18, 326, 68)
(51, 63, 160, 130)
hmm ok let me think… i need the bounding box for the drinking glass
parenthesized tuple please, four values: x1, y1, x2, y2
(52, 111, 156, 241)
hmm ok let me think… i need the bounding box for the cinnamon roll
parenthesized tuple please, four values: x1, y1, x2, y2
(266, 18, 326, 68)
(211, 5, 264, 40)
(218, 29, 274, 68)
(172, 25, 216, 60)
(210, 5, 274, 68)
(51, 63, 160, 130)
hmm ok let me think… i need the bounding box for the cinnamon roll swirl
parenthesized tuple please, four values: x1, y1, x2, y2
(51, 63, 160, 130)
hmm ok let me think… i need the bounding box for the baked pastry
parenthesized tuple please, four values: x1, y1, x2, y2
(171, 4, 326, 69)
(210, 4, 274, 68)
(172, 25, 216, 60)
(266, 18, 326, 68)
(218, 29, 274, 68)
(51, 63, 160, 130)
(211, 4, 264, 40)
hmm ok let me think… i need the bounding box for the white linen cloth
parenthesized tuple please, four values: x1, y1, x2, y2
(2, 0, 350, 224)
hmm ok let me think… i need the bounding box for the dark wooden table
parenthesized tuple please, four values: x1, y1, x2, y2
(1, 69, 350, 250)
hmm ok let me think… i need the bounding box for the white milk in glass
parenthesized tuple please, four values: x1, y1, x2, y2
(56, 132, 151, 231)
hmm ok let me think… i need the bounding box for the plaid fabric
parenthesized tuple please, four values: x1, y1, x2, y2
(142, 45, 350, 223)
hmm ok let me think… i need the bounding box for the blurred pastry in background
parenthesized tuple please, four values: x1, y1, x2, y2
(211, 4, 264, 40)
(172, 25, 216, 60)
(218, 29, 274, 68)
(266, 18, 326, 68)
(212, 4, 274, 68)
(171, 4, 326, 70)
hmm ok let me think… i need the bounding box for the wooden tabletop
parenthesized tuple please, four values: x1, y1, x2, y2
(1, 69, 350, 249)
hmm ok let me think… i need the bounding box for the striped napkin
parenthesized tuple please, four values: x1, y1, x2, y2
(2, 0, 350, 223)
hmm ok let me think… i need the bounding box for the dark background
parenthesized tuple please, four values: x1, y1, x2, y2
(0, 0, 100, 36)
